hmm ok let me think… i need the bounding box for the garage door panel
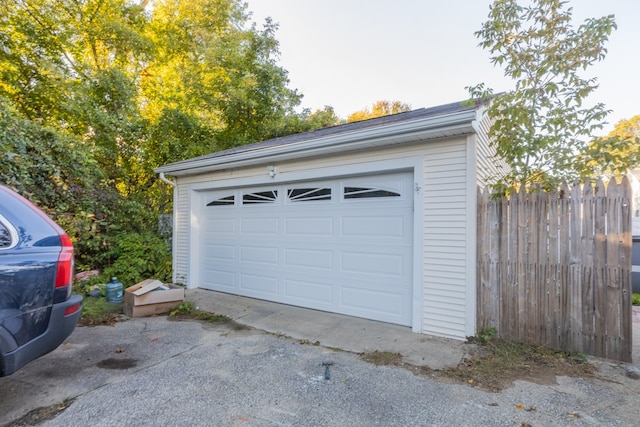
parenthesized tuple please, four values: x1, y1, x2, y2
(341, 251, 405, 277)
(342, 215, 406, 238)
(240, 217, 279, 234)
(240, 246, 279, 265)
(203, 243, 235, 261)
(341, 286, 406, 320)
(239, 273, 279, 296)
(201, 269, 236, 290)
(206, 218, 236, 233)
(285, 217, 334, 236)
(284, 279, 333, 305)
(284, 248, 333, 270)
(199, 171, 413, 326)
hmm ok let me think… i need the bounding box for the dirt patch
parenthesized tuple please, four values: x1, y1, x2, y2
(361, 351, 403, 366)
(4, 398, 75, 427)
(415, 338, 596, 392)
(360, 338, 596, 392)
(167, 301, 249, 331)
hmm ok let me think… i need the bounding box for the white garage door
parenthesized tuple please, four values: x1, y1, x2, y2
(198, 172, 414, 326)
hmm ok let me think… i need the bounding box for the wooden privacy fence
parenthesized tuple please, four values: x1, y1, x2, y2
(477, 177, 633, 362)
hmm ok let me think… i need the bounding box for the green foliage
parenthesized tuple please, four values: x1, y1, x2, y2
(469, 0, 617, 192)
(169, 301, 235, 324)
(266, 106, 343, 138)
(0, 97, 123, 270)
(474, 327, 498, 344)
(74, 276, 107, 298)
(579, 115, 640, 179)
(632, 293, 640, 306)
(103, 231, 173, 287)
(79, 296, 123, 326)
(170, 301, 196, 316)
(0, 0, 318, 278)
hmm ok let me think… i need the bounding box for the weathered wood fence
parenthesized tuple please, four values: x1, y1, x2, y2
(477, 177, 633, 361)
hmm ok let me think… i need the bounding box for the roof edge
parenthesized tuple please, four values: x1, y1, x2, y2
(155, 107, 477, 177)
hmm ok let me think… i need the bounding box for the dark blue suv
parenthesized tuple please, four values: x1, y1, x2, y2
(0, 185, 82, 376)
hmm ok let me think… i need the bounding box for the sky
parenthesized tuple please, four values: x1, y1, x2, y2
(245, 0, 639, 134)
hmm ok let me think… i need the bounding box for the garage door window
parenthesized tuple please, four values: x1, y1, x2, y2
(344, 186, 401, 199)
(243, 190, 278, 205)
(207, 195, 235, 206)
(287, 188, 331, 202)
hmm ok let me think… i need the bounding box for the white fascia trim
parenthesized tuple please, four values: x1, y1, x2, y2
(155, 110, 476, 176)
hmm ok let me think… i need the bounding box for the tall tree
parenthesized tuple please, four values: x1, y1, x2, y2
(143, 0, 301, 148)
(0, 0, 304, 197)
(0, 0, 152, 182)
(0, 0, 307, 271)
(347, 100, 411, 123)
(468, 0, 617, 192)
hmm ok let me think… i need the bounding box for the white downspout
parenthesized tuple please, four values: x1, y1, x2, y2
(158, 172, 178, 284)
(159, 172, 175, 186)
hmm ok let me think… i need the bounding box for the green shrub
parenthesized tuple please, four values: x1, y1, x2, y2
(102, 231, 172, 287)
(632, 293, 640, 306)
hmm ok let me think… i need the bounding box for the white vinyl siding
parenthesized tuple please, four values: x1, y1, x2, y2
(473, 108, 508, 187)
(422, 140, 470, 339)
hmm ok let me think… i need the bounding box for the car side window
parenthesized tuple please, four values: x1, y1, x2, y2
(0, 216, 16, 249)
(0, 221, 11, 248)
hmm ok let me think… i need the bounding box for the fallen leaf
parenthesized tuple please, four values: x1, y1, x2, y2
(515, 403, 525, 410)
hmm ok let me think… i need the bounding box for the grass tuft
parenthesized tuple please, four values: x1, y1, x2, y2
(79, 297, 123, 326)
(361, 351, 403, 366)
(168, 301, 248, 329)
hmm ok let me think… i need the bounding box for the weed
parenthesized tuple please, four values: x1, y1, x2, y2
(632, 293, 640, 305)
(361, 351, 403, 366)
(169, 301, 195, 316)
(79, 297, 123, 326)
(168, 301, 247, 329)
(468, 327, 497, 344)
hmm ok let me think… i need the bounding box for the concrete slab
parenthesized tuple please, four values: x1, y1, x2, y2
(186, 289, 468, 370)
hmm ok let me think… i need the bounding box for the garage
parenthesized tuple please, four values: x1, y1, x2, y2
(156, 101, 504, 339)
(198, 172, 414, 326)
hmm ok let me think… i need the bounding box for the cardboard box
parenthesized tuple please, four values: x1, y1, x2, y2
(124, 279, 185, 318)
